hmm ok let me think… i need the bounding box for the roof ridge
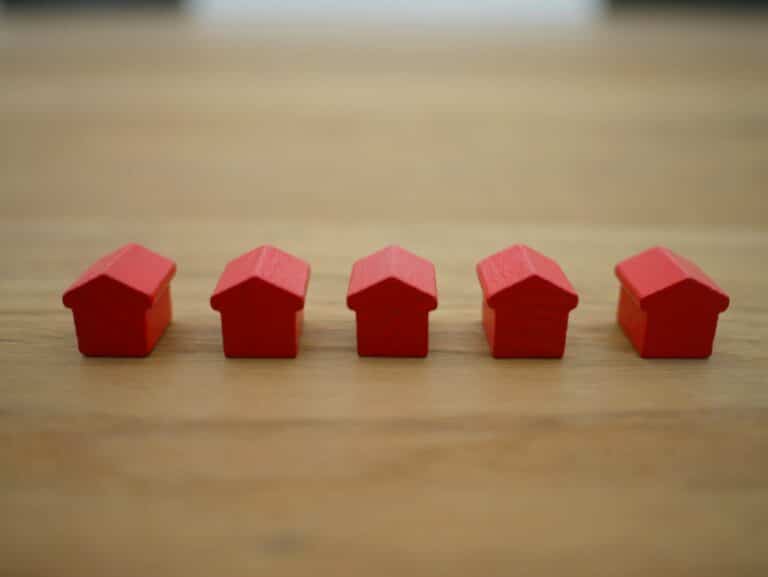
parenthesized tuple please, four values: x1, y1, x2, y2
(252, 244, 270, 278)
(519, 244, 537, 278)
(658, 246, 687, 277)
(661, 246, 703, 281)
(386, 244, 399, 275)
(101, 244, 136, 276)
(657, 246, 720, 293)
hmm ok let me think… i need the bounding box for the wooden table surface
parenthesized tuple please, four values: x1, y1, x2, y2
(1, 14, 767, 577)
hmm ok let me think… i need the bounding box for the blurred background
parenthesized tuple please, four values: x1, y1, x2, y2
(2, 0, 768, 17)
(2, 4, 768, 576)
(1, 0, 766, 227)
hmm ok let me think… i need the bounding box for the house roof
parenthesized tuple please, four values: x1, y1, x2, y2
(476, 244, 578, 310)
(62, 243, 176, 309)
(347, 245, 437, 311)
(210, 245, 310, 311)
(615, 246, 729, 312)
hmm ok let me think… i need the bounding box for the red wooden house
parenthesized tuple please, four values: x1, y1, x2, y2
(615, 246, 729, 358)
(347, 245, 437, 357)
(62, 243, 177, 357)
(210, 245, 310, 358)
(476, 244, 578, 358)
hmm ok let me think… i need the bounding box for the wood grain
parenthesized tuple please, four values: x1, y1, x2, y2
(1, 15, 767, 577)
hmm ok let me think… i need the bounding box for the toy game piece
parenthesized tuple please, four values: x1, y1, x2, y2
(615, 246, 729, 358)
(347, 245, 437, 357)
(476, 244, 578, 358)
(62, 243, 177, 357)
(210, 245, 310, 358)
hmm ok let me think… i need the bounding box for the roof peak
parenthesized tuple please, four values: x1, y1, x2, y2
(210, 245, 310, 311)
(615, 246, 729, 312)
(476, 244, 577, 309)
(62, 243, 176, 309)
(347, 245, 437, 311)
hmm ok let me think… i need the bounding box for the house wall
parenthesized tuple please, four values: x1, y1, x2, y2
(482, 299, 496, 353)
(618, 285, 721, 357)
(490, 305, 570, 358)
(355, 308, 429, 357)
(220, 308, 299, 357)
(145, 286, 173, 353)
(643, 310, 719, 358)
(72, 302, 148, 356)
(617, 287, 647, 355)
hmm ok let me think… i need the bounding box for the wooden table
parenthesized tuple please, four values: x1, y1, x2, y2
(1, 14, 767, 576)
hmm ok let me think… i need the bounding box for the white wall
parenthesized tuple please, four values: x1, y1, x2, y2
(191, 0, 600, 26)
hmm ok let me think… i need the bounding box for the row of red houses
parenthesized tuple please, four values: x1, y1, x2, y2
(62, 244, 729, 359)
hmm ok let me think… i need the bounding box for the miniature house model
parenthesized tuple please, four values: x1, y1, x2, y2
(476, 244, 579, 358)
(210, 245, 310, 358)
(615, 246, 729, 358)
(347, 245, 438, 357)
(62, 243, 176, 357)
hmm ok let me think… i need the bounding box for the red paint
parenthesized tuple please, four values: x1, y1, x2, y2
(476, 245, 578, 358)
(210, 245, 310, 358)
(62, 243, 176, 357)
(615, 246, 729, 358)
(347, 245, 437, 357)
